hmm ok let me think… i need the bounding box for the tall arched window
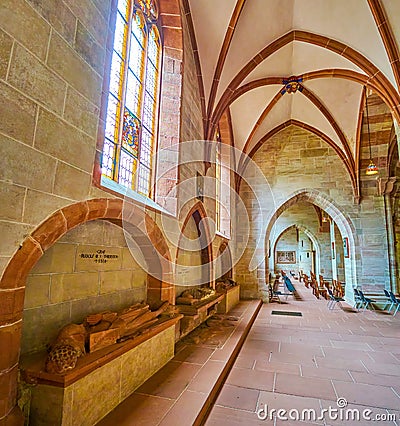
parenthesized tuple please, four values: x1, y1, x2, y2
(102, 0, 162, 197)
(215, 129, 222, 232)
(215, 126, 231, 238)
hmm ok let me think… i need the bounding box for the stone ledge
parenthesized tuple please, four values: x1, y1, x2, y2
(193, 300, 262, 425)
(217, 285, 240, 314)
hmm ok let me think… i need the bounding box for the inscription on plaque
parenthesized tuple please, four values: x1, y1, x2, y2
(76, 246, 122, 271)
(79, 249, 119, 264)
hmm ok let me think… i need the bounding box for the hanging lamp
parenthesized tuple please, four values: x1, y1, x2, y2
(364, 86, 379, 175)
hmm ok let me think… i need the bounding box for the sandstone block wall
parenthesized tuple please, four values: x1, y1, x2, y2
(235, 125, 389, 298)
(21, 220, 148, 355)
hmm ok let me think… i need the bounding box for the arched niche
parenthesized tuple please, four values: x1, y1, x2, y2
(21, 219, 150, 356)
(0, 199, 173, 414)
(215, 242, 233, 282)
(175, 204, 213, 299)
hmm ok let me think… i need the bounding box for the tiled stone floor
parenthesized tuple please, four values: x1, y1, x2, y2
(207, 280, 400, 425)
(98, 299, 261, 426)
(99, 281, 400, 425)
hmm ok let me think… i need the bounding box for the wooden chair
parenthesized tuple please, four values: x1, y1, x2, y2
(310, 275, 320, 299)
(308, 274, 326, 300)
(333, 280, 344, 298)
(317, 274, 329, 300)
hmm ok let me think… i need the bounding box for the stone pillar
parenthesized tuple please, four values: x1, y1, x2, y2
(378, 177, 397, 292)
(393, 118, 400, 164)
(330, 220, 338, 281)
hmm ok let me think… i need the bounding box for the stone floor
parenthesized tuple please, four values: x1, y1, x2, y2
(208, 280, 400, 425)
(97, 299, 261, 426)
(99, 280, 400, 425)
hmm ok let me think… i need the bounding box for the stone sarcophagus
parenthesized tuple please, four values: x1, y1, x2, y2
(175, 287, 225, 338)
(20, 302, 182, 426)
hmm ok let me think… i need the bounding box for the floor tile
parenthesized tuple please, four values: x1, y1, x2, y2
(97, 394, 174, 426)
(367, 351, 400, 364)
(274, 372, 336, 400)
(215, 384, 260, 411)
(332, 380, 400, 410)
(254, 359, 301, 375)
(187, 360, 225, 393)
(158, 390, 208, 426)
(315, 355, 368, 372)
(135, 361, 201, 399)
(173, 345, 214, 364)
(362, 360, 400, 377)
(301, 365, 352, 382)
(206, 405, 269, 425)
(226, 367, 274, 391)
(257, 391, 323, 424)
(349, 371, 400, 388)
(279, 342, 324, 357)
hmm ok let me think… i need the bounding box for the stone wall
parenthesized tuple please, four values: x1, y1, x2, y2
(297, 230, 314, 277)
(275, 227, 299, 273)
(0, 0, 230, 421)
(269, 202, 333, 279)
(175, 214, 203, 296)
(235, 125, 389, 298)
(0, 0, 110, 275)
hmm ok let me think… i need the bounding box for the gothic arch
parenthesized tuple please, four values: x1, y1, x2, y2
(271, 224, 322, 278)
(208, 31, 400, 138)
(240, 120, 358, 198)
(176, 202, 214, 286)
(0, 198, 174, 422)
(216, 241, 233, 281)
(265, 189, 358, 303)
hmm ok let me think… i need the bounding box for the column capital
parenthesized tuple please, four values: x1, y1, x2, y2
(377, 177, 396, 196)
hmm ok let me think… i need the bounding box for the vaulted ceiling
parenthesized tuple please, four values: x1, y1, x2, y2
(184, 0, 400, 190)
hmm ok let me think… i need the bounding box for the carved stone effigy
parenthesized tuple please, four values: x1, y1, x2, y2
(45, 324, 87, 374)
(175, 287, 216, 305)
(215, 278, 238, 294)
(175, 287, 225, 338)
(45, 301, 170, 374)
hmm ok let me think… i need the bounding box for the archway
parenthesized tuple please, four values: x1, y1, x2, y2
(216, 241, 233, 282)
(175, 202, 214, 298)
(0, 198, 173, 421)
(271, 224, 322, 279)
(265, 190, 358, 304)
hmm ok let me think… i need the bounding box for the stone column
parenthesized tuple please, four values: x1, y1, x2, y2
(378, 177, 397, 292)
(330, 220, 338, 281)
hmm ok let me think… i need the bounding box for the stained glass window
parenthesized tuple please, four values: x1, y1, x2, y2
(216, 131, 222, 232)
(102, 0, 161, 197)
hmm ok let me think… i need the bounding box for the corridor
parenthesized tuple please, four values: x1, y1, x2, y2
(207, 281, 400, 425)
(100, 280, 400, 425)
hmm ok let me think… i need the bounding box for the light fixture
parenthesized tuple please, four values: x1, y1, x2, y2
(364, 86, 379, 175)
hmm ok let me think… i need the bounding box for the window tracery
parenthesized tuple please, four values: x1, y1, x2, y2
(102, 0, 161, 197)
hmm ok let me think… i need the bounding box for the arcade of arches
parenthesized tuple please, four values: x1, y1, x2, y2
(1, 0, 400, 424)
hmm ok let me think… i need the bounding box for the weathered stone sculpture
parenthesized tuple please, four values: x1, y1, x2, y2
(215, 278, 238, 293)
(45, 324, 86, 374)
(45, 301, 170, 374)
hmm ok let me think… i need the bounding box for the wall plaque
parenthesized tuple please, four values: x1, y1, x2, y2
(276, 250, 296, 264)
(76, 246, 122, 271)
